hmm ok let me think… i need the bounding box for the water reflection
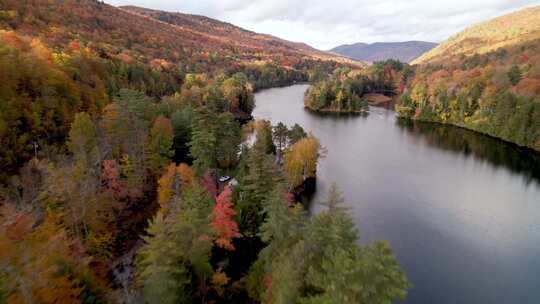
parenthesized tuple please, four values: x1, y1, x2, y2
(304, 108, 369, 120)
(254, 85, 540, 304)
(396, 119, 540, 185)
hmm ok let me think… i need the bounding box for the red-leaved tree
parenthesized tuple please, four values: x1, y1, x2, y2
(211, 186, 241, 250)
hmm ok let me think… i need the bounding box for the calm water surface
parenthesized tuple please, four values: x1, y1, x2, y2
(253, 84, 540, 304)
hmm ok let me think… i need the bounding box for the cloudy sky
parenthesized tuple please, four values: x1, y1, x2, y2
(104, 0, 540, 50)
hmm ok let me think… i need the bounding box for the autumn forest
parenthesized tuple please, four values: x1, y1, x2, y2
(1, 0, 539, 303)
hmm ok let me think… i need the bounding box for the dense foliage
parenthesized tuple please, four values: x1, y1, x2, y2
(0, 1, 409, 303)
(304, 68, 370, 113)
(0, 0, 360, 181)
(246, 184, 410, 303)
(305, 60, 413, 113)
(0, 30, 271, 181)
(0, 55, 410, 304)
(397, 39, 540, 151)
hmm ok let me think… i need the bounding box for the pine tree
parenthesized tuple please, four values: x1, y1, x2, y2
(272, 122, 289, 156)
(189, 109, 219, 174)
(256, 120, 276, 155)
(300, 186, 409, 303)
(507, 65, 522, 86)
(216, 112, 241, 169)
(259, 185, 305, 248)
(246, 183, 305, 302)
(235, 133, 277, 235)
(301, 242, 410, 304)
(173, 181, 215, 296)
(288, 124, 307, 145)
(248, 186, 410, 304)
(148, 116, 174, 173)
(171, 105, 196, 163)
(137, 212, 190, 304)
(321, 183, 345, 211)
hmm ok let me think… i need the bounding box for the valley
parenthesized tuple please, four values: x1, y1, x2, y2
(0, 1, 539, 303)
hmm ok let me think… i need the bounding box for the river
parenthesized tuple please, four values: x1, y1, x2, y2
(253, 84, 540, 304)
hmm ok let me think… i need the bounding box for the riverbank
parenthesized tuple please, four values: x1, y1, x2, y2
(304, 105, 368, 114)
(253, 84, 540, 304)
(395, 108, 540, 153)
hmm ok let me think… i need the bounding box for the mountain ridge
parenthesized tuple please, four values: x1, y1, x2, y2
(119, 5, 322, 55)
(0, 0, 361, 72)
(330, 41, 437, 63)
(412, 5, 540, 64)
(119, 6, 325, 55)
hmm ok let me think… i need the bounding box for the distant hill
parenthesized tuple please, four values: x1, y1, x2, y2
(120, 6, 336, 61)
(330, 41, 437, 63)
(0, 0, 359, 72)
(397, 5, 540, 151)
(412, 6, 540, 64)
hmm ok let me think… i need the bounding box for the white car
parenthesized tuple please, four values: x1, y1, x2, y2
(219, 175, 231, 183)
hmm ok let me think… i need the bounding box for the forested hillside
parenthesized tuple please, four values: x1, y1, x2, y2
(412, 6, 540, 64)
(397, 6, 540, 151)
(0, 0, 361, 179)
(0, 1, 409, 303)
(0, 0, 357, 70)
(121, 5, 341, 62)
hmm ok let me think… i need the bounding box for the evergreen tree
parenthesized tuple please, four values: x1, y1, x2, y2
(148, 116, 174, 173)
(247, 185, 410, 304)
(137, 212, 190, 304)
(216, 113, 241, 169)
(246, 186, 305, 303)
(173, 182, 215, 296)
(171, 105, 196, 163)
(507, 65, 522, 86)
(234, 131, 277, 235)
(189, 109, 219, 174)
(205, 84, 226, 113)
(259, 185, 305, 248)
(272, 122, 289, 156)
(288, 124, 307, 144)
(189, 110, 240, 174)
(257, 120, 277, 155)
(301, 243, 410, 304)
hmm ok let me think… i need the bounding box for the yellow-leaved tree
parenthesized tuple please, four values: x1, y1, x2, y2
(157, 163, 194, 214)
(283, 135, 322, 189)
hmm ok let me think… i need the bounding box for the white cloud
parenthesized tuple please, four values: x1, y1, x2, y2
(104, 0, 540, 49)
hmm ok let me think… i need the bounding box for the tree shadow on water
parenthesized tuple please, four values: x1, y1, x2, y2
(395, 119, 540, 185)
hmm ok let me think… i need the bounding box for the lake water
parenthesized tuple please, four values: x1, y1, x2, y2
(253, 84, 540, 304)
